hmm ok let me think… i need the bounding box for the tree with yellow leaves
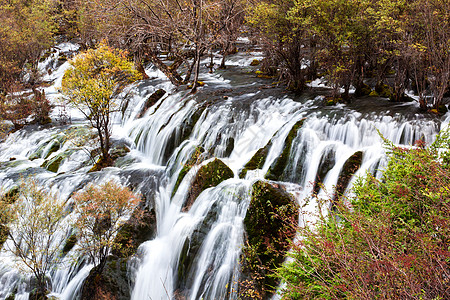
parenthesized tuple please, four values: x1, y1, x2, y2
(61, 43, 141, 168)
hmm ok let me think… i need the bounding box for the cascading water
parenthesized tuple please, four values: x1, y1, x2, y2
(0, 42, 444, 300)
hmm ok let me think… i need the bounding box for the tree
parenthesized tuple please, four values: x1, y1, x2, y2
(0, 179, 67, 299)
(247, 0, 310, 92)
(61, 43, 141, 167)
(0, 0, 57, 93)
(279, 133, 450, 299)
(72, 180, 142, 273)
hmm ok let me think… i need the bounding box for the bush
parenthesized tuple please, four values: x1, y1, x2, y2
(279, 133, 450, 299)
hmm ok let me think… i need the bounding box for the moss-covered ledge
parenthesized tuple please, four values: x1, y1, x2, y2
(240, 180, 299, 299)
(239, 140, 272, 179)
(265, 118, 305, 181)
(333, 151, 363, 200)
(183, 158, 234, 211)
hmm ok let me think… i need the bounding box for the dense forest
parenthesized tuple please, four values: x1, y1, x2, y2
(0, 0, 449, 299)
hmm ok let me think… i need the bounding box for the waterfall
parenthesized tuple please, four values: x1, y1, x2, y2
(0, 42, 443, 300)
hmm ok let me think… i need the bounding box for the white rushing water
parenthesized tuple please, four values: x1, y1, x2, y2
(0, 42, 444, 299)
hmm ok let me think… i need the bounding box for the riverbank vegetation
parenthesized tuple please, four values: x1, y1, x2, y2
(1, 0, 449, 123)
(279, 133, 450, 299)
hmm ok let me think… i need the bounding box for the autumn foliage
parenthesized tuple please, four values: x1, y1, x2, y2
(279, 133, 450, 299)
(72, 180, 142, 273)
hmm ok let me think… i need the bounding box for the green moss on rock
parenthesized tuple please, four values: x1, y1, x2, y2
(241, 180, 299, 298)
(375, 83, 393, 99)
(112, 207, 156, 258)
(239, 141, 272, 179)
(137, 89, 166, 118)
(334, 151, 363, 200)
(62, 233, 77, 256)
(172, 147, 205, 198)
(183, 159, 233, 211)
(250, 59, 260, 66)
(80, 257, 130, 300)
(41, 154, 64, 173)
(265, 119, 305, 181)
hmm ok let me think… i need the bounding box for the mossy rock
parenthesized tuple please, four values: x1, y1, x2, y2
(239, 141, 272, 179)
(110, 145, 130, 161)
(137, 89, 166, 118)
(265, 119, 305, 181)
(80, 257, 130, 300)
(62, 233, 77, 256)
(5, 291, 15, 300)
(334, 151, 363, 200)
(162, 104, 206, 164)
(438, 104, 448, 114)
(369, 90, 379, 97)
(172, 147, 206, 198)
(112, 206, 157, 258)
(183, 159, 234, 211)
(0, 224, 9, 249)
(250, 59, 260, 66)
(41, 153, 66, 173)
(241, 181, 299, 298)
(355, 82, 372, 97)
(176, 201, 221, 293)
(375, 83, 393, 99)
(313, 148, 336, 194)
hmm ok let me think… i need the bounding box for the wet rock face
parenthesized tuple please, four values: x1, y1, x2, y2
(137, 89, 166, 118)
(112, 205, 157, 258)
(334, 150, 363, 200)
(265, 119, 305, 181)
(241, 181, 299, 299)
(80, 257, 130, 300)
(239, 140, 272, 179)
(183, 159, 234, 211)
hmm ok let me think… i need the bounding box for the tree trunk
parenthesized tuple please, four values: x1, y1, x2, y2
(147, 52, 182, 86)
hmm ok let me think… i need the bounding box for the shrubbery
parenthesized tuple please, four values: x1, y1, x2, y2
(279, 133, 450, 299)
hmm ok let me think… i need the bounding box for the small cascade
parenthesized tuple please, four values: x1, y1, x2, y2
(0, 41, 445, 300)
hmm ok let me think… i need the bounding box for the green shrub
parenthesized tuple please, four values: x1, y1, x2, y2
(279, 132, 450, 299)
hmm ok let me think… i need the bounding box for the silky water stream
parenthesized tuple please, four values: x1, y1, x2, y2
(0, 44, 443, 299)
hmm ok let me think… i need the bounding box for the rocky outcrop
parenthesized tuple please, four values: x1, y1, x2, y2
(334, 151, 363, 200)
(137, 89, 166, 118)
(265, 119, 305, 181)
(240, 181, 299, 299)
(183, 159, 233, 211)
(239, 141, 272, 179)
(80, 257, 130, 300)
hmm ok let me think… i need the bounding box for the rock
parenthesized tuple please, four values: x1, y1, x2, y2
(41, 151, 72, 173)
(172, 147, 205, 198)
(183, 159, 234, 211)
(112, 205, 157, 258)
(313, 147, 336, 194)
(162, 104, 206, 164)
(80, 257, 130, 300)
(250, 59, 260, 66)
(355, 82, 372, 97)
(239, 141, 272, 178)
(176, 201, 221, 293)
(240, 181, 299, 298)
(62, 233, 77, 256)
(334, 151, 363, 200)
(265, 119, 305, 181)
(375, 83, 393, 99)
(137, 89, 166, 118)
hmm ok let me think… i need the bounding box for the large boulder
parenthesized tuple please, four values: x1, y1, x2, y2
(183, 159, 234, 211)
(334, 151, 363, 200)
(240, 181, 299, 299)
(265, 119, 305, 181)
(80, 257, 130, 300)
(239, 141, 272, 179)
